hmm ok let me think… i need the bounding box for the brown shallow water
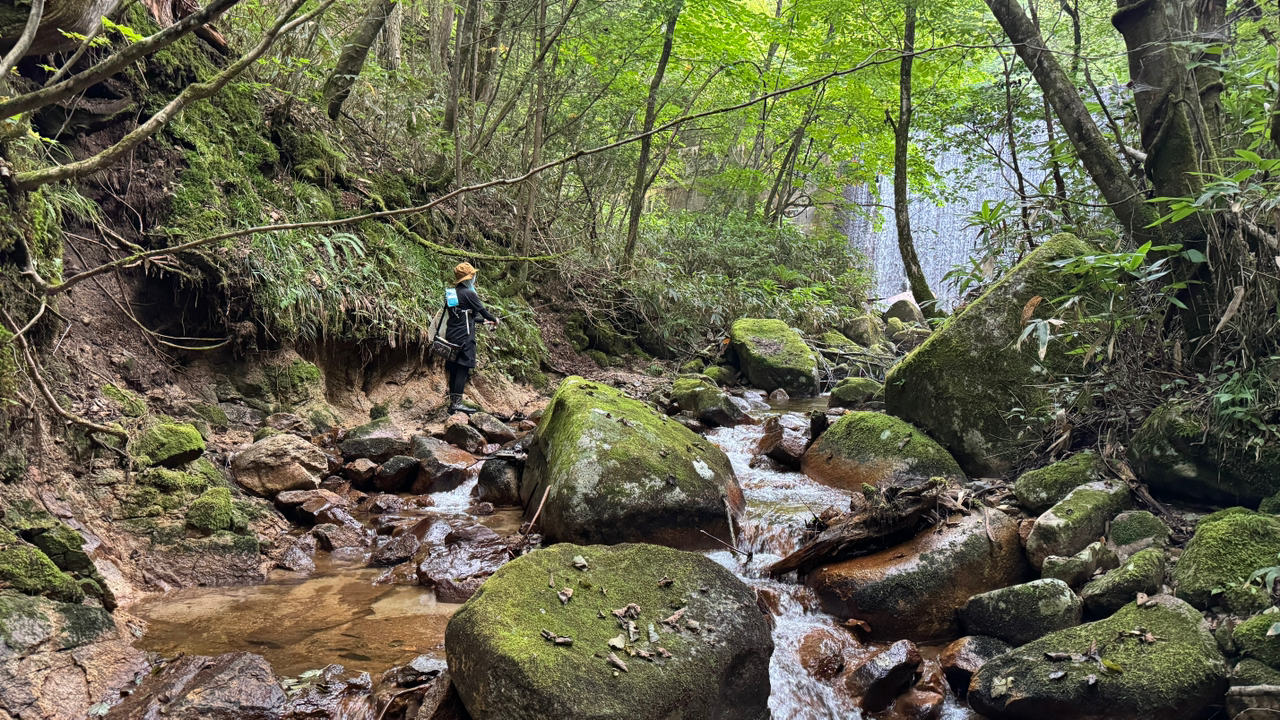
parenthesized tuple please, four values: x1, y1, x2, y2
(130, 556, 460, 677)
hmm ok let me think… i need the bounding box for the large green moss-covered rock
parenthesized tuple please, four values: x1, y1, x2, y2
(521, 377, 745, 550)
(1025, 480, 1132, 568)
(445, 543, 773, 720)
(1110, 510, 1171, 550)
(1129, 402, 1280, 506)
(728, 319, 818, 397)
(185, 487, 244, 535)
(1080, 547, 1165, 619)
(0, 528, 83, 603)
(670, 374, 751, 427)
(1174, 508, 1280, 613)
(843, 313, 887, 348)
(969, 595, 1227, 720)
(961, 579, 1082, 647)
(133, 422, 206, 467)
(1013, 452, 1105, 514)
(1233, 613, 1280, 670)
(800, 411, 965, 492)
(884, 234, 1094, 476)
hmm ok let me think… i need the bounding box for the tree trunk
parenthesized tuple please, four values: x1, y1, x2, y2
(984, 0, 1162, 247)
(621, 0, 682, 269)
(321, 0, 395, 120)
(890, 1, 940, 317)
(1194, 0, 1227, 139)
(0, 0, 116, 57)
(377, 0, 401, 71)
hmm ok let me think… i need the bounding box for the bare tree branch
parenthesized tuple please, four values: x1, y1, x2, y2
(15, 0, 335, 191)
(0, 0, 47, 79)
(0, 0, 242, 120)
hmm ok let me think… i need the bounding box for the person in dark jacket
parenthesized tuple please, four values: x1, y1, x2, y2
(444, 261, 498, 413)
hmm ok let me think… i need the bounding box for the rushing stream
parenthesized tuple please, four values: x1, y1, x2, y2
(130, 400, 981, 718)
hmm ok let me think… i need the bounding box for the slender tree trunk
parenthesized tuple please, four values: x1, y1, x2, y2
(984, 0, 1162, 247)
(427, 0, 453, 78)
(999, 50, 1032, 234)
(321, 0, 396, 120)
(889, 1, 940, 317)
(443, 0, 479, 134)
(1194, 0, 1227, 139)
(378, 1, 401, 71)
(622, 0, 683, 269)
(517, 0, 548, 285)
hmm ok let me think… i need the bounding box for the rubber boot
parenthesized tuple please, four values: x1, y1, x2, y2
(449, 393, 478, 415)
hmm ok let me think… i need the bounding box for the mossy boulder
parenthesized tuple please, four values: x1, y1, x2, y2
(133, 422, 205, 467)
(102, 383, 147, 417)
(1041, 541, 1119, 589)
(1025, 480, 1132, 568)
(807, 511, 1031, 642)
(884, 293, 926, 325)
(1129, 402, 1280, 506)
(703, 365, 736, 386)
(828, 377, 883, 409)
(186, 487, 241, 534)
(521, 377, 745, 550)
(1174, 508, 1280, 613)
(1013, 452, 1105, 514)
(671, 374, 751, 427)
(679, 359, 705, 374)
(1234, 613, 1280, 670)
(445, 543, 773, 720)
(1110, 510, 1171, 551)
(1234, 657, 1280, 686)
(728, 319, 818, 397)
(961, 579, 1082, 647)
(0, 528, 83, 602)
(137, 466, 210, 494)
(843, 313, 887, 347)
(884, 234, 1095, 476)
(0, 591, 115, 657)
(800, 411, 965, 492)
(338, 416, 408, 462)
(969, 595, 1227, 720)
(1080, 547, 1166, 619)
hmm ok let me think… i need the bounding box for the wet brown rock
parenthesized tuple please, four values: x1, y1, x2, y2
(769, 389, 791, 403)
(275, 489, 347, 525)
(1, 638, 148, 720)
(369, 533, 422, 567)
(800, 411, 966, 492)
(373, 455, 419, 492)
(882, 688, 944, 720)
(311, 522, 368, 551)
(410, 436, 477, 494)
(281, 664, 372, 719)
(362, 493, 405, 514)
(272, 534, 316, 573)
(344, 458, 378, 483)
(470, 413, 518, 445)
(807, 511, 1030, 642)
(846, 639, 922, 713)
(320, 476, 351, 495)
(104, 652, 285, 720)
(797, 627, 861, 681)
(444, 420, 487, 454)
(755, 417, 805, 470)
(416, 525, 511, 602)
(939, 635, 1010, 697)
(476, 458, 522, 506)
(232, 434, 327, 498)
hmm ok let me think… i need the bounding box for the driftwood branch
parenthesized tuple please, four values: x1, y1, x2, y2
(0, 0, 241, 120)
(0, 0, 46, 78)
(14, 0, 333, 191)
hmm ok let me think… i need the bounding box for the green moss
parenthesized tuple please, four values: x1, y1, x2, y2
(1174, 509, 1280, 613)
(962, 578, 1082, 646)
(884, 234, 1096, 476)
(703, 366, 735, 386)
(971, 596, 1226, 718)
(1111, 510, 1171, 548)
(586, 350, 611, 368)
(0, 591, 114, 652)
(819, 331, 864, 354)
(805, 411, 964, 491)
(186, 487, 236, 534)
(1014, 452, 1103, 514)
(843, 313, 886, 347)
(137, 466, 208, 494)
(522, 377, 738, 547)
(1025, 481, 1132, 568)
(264, 360, 324, 408)
(133, 422, 205, 467)
(1235, 657, 1280, 685)
(1080, 547, 1166, 618)
(101, 383, 147, 417)
(0, 528, 83, 603)
(729, 318, 819, 397)
(1233, 612, 1280, 669)
(445, 543, 771, 718)
(188, 402, 229, 429)
(679, 359, 705, 374)
(828, 377, 882, 407)
(887, 317, 907, 335)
